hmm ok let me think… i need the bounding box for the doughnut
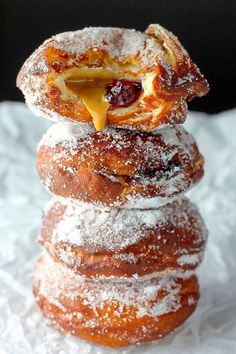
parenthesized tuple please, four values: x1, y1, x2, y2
(17, 25, 209, 131)
(36, 123, 204, 208)
(39, 197, 207, 278)
(33, 254, 199, 348)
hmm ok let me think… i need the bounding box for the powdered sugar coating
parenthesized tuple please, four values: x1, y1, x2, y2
(37, 123, 197, 178)
(35, 253, 196, 319)
(37, 123, 203, 208)
(120, 193, 185, 209)
(177, 254, 203, 266)
(53, 27, 164, 65)
(38, 122, 94, 145)
(38, 121, 196, 151)
(47, 196, 207, 253)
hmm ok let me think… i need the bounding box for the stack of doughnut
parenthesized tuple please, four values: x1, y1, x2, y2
(17, 24, 209, 348)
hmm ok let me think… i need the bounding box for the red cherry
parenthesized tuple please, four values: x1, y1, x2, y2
(105, 80, 142, 109)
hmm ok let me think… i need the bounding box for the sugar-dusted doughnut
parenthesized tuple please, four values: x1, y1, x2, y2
(36, 123, 204, 208)
(39, 197, 207, 278)
(33, 254, 199, 348)
(17, 25, 209, 131)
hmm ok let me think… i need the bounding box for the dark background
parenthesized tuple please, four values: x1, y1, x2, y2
(1, 0, 236, 113)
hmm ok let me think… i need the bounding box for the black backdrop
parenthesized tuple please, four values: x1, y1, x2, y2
(1, 0, 236, 113)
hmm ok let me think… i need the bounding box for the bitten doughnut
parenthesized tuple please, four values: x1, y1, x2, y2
(39, 197, 207, 278)
(36, 123, 204, 208)
(33, 254, 199, 348)
(17, 25, 209, 131)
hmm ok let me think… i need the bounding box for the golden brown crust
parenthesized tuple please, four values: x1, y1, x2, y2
(36, 124, 204, 207)
(33, 255, 199, 348)
(39, 197, 207, 278)
(17, 26, 209, 131)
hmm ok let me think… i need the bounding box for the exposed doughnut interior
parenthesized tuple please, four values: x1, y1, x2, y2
(47, 66, 155, 130)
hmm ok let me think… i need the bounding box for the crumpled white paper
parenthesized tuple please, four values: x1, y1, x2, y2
(0, 101, 236, 354)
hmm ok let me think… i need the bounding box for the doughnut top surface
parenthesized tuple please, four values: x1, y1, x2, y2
(37, 123, 204, 207)
(43, 197, 207, 253)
